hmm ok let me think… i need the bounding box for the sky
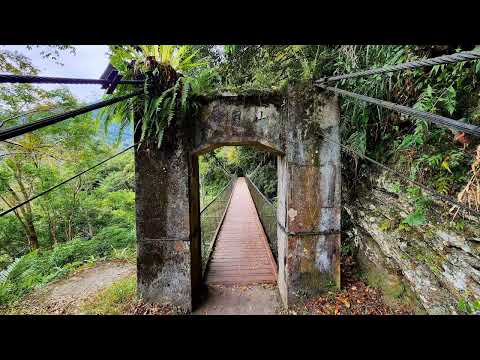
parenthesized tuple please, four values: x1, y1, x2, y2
(3, 45, 110, 102)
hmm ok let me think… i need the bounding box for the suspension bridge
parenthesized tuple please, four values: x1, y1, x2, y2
(1, 48, 480, 312)
(204, 177, 277, 285)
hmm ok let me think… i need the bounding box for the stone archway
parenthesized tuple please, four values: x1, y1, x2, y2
(134, 83, 341, 312)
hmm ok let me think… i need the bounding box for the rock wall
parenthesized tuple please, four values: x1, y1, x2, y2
(344, 171, 480, 315)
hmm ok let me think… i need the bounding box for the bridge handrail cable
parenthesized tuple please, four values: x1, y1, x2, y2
(316, 84, 480, 138)
(246, 161, 264, 179)
(0, 145, 135, 218)
(245, 175, 277, 261)
(200, 176, 236, 214)
(200, 175, 237, 275)
(313, 49, 480, 218)
(0, 90, 143, 141)
(0, 73, 143, 86)
(315, 49, 480, 138)
(315, 50, 480, 84)
(245, 174, 274, 207)
(318, 130, 480, 219)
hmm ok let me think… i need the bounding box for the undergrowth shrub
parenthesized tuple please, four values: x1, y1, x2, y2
(80, 274, 136, 315)
(0, 225, 136, 306)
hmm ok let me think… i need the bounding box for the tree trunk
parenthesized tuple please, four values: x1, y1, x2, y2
(11, 166, 39, 250)
(25, 214, 39, 250)
(50, 220, 58, 246)
(1, 188, 39, 251)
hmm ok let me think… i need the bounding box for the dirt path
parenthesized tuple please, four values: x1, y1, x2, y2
(4, 254, 409, 315)
(10, 261, 135, 315)
(193, 284, 282, 315)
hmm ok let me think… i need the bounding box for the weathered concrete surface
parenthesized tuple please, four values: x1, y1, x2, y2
(278, 85, 341, 307)
(345, 170, 480, 314)
(276, 156, 289, 304)
(193, 94, 284, 155)
(134, 110, 194, 311)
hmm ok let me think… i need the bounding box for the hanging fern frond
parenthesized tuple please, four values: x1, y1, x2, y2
(165, 78, 181, 124)
(347, 129, 367, 156)
(180, 77, 191, 112)
(101, 45, 219, 149)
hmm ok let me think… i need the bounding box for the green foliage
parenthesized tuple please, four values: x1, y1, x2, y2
(401, 209, 426, 227)
(391, 182, 402, 194)
(346, 47, 479, 217)
(2, 44, 480, 310)
(80, 274, 136, 315)
(223, 146, 277, 200)
(347, 130, 367, 156)
(0, 254, 13, 270)
(0, 45, 138, 307)
(24, 45, 76, 65)
(111, 247, 136, 263)
(214, 45, 479, 212)
(199, 148, 232, 207)
(0, 216, 27, 265)
(341, 241, 354, 256)
(379, 219, 392, 232)
(198, 145, 277, 208)
(249, 162, 277, 201)
(102, 45, 219, 148)
(458, 297, 480, 314)
(400, 186, 430, 227)
(452, 219, 465, 231)
(397, 120, 428, 151)
(0, 226, 135, 305)
(217, 45, 328, 90)
(140, 76, 181, 147)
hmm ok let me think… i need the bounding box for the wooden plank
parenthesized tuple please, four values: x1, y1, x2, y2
(205, 177, 277, 285)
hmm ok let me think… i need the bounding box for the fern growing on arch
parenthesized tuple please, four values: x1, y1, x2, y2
(98, 45, 219, 148)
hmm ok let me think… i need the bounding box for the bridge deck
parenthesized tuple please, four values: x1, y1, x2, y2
(206, 177, 277, 285)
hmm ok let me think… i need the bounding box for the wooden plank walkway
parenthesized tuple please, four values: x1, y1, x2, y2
(206, 177, 277, 285)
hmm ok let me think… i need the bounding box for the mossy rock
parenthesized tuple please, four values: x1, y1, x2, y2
(363, 261, 426, 314)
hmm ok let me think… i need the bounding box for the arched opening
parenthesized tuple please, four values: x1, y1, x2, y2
(190, 143, 283, 309)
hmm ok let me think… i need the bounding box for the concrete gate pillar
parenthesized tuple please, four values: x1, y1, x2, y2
(134, 110, 194, 312)
(134, 82, 341, 312)
(277, 84, 341, 307)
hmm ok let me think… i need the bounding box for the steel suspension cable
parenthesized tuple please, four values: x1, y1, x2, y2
(1, 105, 63, 127)
(0, 145, 135, 218)
(245, 175, 274, 207)
(318, 130, 480, 218)
(0, 73, 143, 86)
(210, 153, 234, 179)
(315, 50, 480, 84)
(247, 162, 263, 179)
(316, 84, 480, 138)
(200, 176, 236, 214)
(0, 90, 144, 141)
